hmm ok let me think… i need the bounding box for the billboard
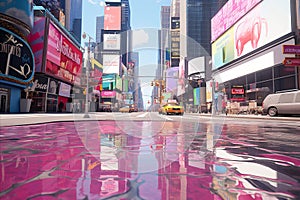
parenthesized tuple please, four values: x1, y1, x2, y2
(166, 67, 179, 94)
(101, 90, 116, 98)
(102, 74, 116, 90)
(27, 17, 46, 72)
(0, 27, 34, 84)
(45, 22, 83, 84)
(171, 17, 180, 30)
(103, 34, 121, 50)
(104, 6, 121, 30)
(211, 0, 262, 42)
(212, 0, 292, 70)
(103, 54, 120, 74)
(177, 59, 185, 96)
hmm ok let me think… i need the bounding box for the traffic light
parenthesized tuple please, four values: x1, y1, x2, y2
(151, 82, 153, 86)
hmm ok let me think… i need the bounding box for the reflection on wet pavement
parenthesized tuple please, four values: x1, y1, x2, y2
(0, 120, 300, 199)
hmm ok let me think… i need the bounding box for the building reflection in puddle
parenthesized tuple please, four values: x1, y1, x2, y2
(1, 120, 300, 199)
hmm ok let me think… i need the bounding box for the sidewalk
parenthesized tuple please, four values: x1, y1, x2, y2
(197, 112, 300, 121)
(1, 112, 299, 127)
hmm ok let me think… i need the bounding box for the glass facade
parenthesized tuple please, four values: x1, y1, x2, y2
(186, 0, 220, 59)
(223, 65, 298, 106)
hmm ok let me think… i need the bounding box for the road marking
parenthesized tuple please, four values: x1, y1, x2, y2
(159, 115, 173, 121)
(137, 113, 148, 118)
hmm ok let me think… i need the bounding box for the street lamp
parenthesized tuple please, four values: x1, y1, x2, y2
(82, 32, 93, 118)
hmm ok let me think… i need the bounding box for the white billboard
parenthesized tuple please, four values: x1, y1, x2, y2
(103, 34, 121, 50)
(212, 0, 292, 70)
(103, 54, 120, 74)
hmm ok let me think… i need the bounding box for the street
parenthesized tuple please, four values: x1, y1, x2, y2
(0, 113, 300, 199)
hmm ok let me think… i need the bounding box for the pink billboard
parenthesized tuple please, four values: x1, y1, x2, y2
(46, 22, 83, 84)
(27, 17, 46, 72)
(101, 90, 116, 98)
(211, 0, 262, 42)
(104, 6, 121, 30)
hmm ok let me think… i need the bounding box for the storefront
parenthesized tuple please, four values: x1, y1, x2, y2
(211, 0, 298, 107)
(27, 9, 83, 112)
(0, 28, 35, 113)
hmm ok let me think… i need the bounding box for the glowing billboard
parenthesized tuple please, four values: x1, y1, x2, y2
(103, 34, 121, 50)
(104, 6, 121, 30)
(211, 0, 262, 42)
(212, 0, 292, 70)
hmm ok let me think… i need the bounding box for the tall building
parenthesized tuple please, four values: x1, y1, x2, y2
(59, 0, 83, 43)
(170, 0, 181, 67)
(160, 6, 170, 73)
(96, 16, 104, 43)
(121, 0, 131, 31)
(186, 0, 219, 60)
(33, 0, 83, 44)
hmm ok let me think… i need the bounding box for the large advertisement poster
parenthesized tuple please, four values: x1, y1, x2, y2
(103, 34, 121, 50)
(104, 6, 121, 30)
(212, 0, 292, 70)
(27, 17, 46, 72)
(211, 0, 262, 42)
(177, 59, 185, 96)
(166, 67, 179, 94)
(103, 54, 120, 74)
(45, 22, 83, 84)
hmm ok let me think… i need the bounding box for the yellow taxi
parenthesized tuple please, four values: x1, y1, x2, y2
(161, 102, 184, 115)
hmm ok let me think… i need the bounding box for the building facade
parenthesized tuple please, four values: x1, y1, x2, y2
(211, 0, 300, 111)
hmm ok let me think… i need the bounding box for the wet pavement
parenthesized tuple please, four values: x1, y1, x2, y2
(1, 118, 300, 199)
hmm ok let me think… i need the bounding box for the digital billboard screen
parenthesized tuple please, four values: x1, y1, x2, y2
(212, 0, 292, 70)
(211, 0, 262, 42)
(103, 34, 121, 50)
(45, 22, 83, 84)
(104, 6, 121, 30)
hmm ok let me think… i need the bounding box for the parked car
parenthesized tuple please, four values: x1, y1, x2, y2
(262, 90, 300, 116)
(161, 103, 184, 115)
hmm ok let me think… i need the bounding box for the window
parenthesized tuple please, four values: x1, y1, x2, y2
(279, 93, 295, 103)
(295, 93, 300, 103)
(274, 65, 296, 78)
(275, 76, 296, 92)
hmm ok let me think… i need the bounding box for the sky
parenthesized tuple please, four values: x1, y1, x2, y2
(82, 0, 171, 107)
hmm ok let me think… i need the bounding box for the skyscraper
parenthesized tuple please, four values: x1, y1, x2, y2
(96, 16, 104, 43)
(60, 0, 82, 43)
(186, 0, 220, 59)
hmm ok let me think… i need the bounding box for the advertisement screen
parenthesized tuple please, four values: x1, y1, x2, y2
(45, 22, 83, 84)
(104, 6, 121, 30)
(166, 67, 179, 93)
(177, 59, 185, 96)
(211, 0, 262, 42)
(212, 0, 292, 70)
(27, 17, 46, 72)
(103, 54, 120, 74)
(101, 90, 116, 98)
(103, 34, 121, 50)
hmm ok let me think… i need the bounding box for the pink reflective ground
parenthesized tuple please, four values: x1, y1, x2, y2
(1, 120, 300, 199)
